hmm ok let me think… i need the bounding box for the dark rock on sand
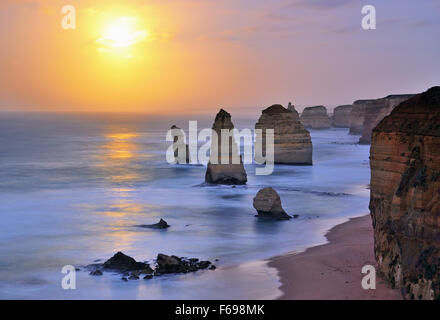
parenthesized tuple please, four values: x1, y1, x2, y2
(90, 270, 103, 276)
(253, 187, 292, 220)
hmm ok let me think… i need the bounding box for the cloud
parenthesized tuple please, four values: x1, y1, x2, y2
(284, 0, 356, 10)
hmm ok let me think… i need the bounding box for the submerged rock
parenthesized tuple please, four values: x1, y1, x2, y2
(370, 87, 440, 300)
(205, 109, 247, 185)
(138, 218, 170, 229)
(255, 104, 312, 165)
(102, 252, 152, 273)
(253, 187, 291, 220)
(300, 106, 332, 129)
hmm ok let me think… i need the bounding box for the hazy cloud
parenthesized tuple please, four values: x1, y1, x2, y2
(284, 0, 356, 10)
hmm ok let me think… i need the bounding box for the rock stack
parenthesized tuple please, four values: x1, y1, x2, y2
(287, 102, 300, 119)
(359, 94, 415, 144)
(253, 187, 291, 220)
(332, 105, 352, 128)
(255, 104, 312, 165)
(170, 125, 190, 164)
(205, 109, 247, 185)
(300, 106, 331, 129)
(369, 87, 440, 300)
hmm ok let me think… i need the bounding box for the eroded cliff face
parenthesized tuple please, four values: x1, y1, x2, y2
(300, 106, 331, 129)
(370, 87, 440, 300)
(359, 95, 415, 144)
(349, 100, 372, 134)
(332, 105, 352, 128)
(205, 109, 247, 185)
(255, 104, 312, 165)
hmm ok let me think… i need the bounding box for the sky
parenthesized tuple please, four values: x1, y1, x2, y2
(0, 0, 439, 115)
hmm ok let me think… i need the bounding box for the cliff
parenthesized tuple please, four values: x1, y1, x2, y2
(331, 105, 352, 128)
(349, 100, 372, 134)
(359, 94, 415, 144)
(369, 86, 440, 300)
(205, 109, 247, 185)
(300, 106, 332, 129)
(255, 104, 312, 165)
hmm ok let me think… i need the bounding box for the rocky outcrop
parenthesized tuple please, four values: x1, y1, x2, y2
(332, 105, 352, 128)
(300, 106, 331, 129)
(255, 104, 313, 165)
(102, 252, 153, 273)
(170, 125, 191, 164)
(205, 109, 247, 185)
(155, 254, 214, 274)
(359, 95, 415, 144)
(138, 218, 170, 229)
(369, 87, 440, 300)
(88, 251, 215, 281)
(253, 187, 291, 220)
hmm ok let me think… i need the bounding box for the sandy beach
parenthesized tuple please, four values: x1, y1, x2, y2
(270, 215, 403, 300)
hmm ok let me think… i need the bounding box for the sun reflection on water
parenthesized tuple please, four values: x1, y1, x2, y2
(91, 128, 149, 251)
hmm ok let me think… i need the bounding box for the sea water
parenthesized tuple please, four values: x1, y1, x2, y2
(0, 112, 370, 299)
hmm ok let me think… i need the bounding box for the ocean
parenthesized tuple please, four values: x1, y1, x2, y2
(0, 112, 370, 299)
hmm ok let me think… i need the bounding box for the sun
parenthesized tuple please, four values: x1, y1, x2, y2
(97, 17, 148, 49)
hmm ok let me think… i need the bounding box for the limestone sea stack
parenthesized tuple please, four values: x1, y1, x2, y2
(369, 87, 440, 300)
(287, 102, 300, 118)
(332, 105, 352, 128)
(253, 187, 291, 220)
(359, 94, 415, 144)
(170, 125, 190, 164)
(300, 106, 332, 129)
(255, 104, 312, 165)
(205, 109, 247, 185)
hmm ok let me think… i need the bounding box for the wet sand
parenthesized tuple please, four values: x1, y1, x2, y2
(269, 215, 402, 300)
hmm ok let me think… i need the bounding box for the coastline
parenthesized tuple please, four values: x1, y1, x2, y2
(269, 214, 403, 300)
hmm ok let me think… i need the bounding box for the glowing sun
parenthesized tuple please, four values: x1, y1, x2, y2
(97, 17, 148, 49)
